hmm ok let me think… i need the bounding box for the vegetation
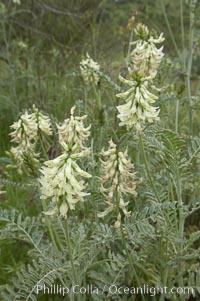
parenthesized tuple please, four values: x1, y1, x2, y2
(0, 0, 199, 300)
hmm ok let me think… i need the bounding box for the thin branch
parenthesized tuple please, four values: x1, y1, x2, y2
(36, 0, 82, 18)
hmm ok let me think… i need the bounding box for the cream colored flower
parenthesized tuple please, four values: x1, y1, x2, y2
(17, 41, 28, 49)
(39, 154, 91, 218)
(33, 105, 52, 136)
(10, 111, 38, 145)
(57, 106, 90, 155)
(80, 53, 100, 85)
(130, 23, 164, 78)
(98, 140, 137, 224)
(116, 74, 160, 131)
(40, 106, 92, 218)
(8, 105, 52, 171)
(114, 213, 121, 229)
(131, 34, 164, 78)
(134, 23, 149, 40)
(10, 105, 52, 145)
(116, 23, 164, 131)
(9, 145, 39, 168)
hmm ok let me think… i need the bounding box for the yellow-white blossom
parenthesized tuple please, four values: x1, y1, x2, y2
(80, 53, 100, 85)
(40, 106, 92, 218)
(131, 33, 164, 78)
(17, 41, 28, 49)
(10, 105, 52, 145)
(98, 140, 137, 224)
(39, 154, 91, 218)
(114, 213, 121, 229)
(8, 106, 52, 170)
(10, 111, 38, 145)
(134, 23, 149, 40)
(9, 144, 39, 168)
(116, 74, 160, 131)
(116, 24, 164, 131)
(129, 23, 165, 78)
(33, 105, 53, 136)
(57, 106, 90, 154)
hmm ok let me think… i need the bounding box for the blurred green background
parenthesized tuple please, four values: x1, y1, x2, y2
(0, 0, 199, 155)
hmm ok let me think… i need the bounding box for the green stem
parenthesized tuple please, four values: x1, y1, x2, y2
(189, 145, 200, 163)
(38, 133, 49, 161)
(139, 133, 161, 203)
(186, 1, 195, 138)
(126, 27, 134, 67)
(180, 0, 186, 70)
(163, 267, 169, 298)
(139, 135, 175, 294)
(160, 0, 182, 62)
(114, 184, 145, 301)
(175, 163, 184, 298)
(92, 84, 102, 110)
(175, 98, 179, 133)
(120, 227, 145, 301)
(65, 219, 78, 290)
(41, 199, 60, 255)
(1, 13, 19, 114)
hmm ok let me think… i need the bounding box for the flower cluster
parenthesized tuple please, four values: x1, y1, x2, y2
(131, 24, 164, 78)
(10, 111, 38, 145)
(80, 53, 100, 85)
(116, 74, 160, 131)
(57, 106, 91, 155)
(39, 155, 91, 218)
(98, 140, 137, 228)
(39, 106, 91, 218)
(117, 23, 164, 131)
(8, 105, 52, 171)
(134, 23, 149, 39)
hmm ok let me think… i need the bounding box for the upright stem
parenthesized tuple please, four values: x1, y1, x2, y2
(92, 84, 102, 110)
(41, 199, 60, 255)
(65, 219, 78, 290)
(159, 264, 169, 301)
(176, 168, 184, 300)
(1, 13, 19, 114)
(186, 1, 195, 138)
(175, 98, 179, 133)
(160, 0, 182, 62)
(114, 181, 145, 301)
(120, 227, 145, 301)
(180, 0, 186, 70)
(139, 133, 161, 203)
(126, 27, 134, 67)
